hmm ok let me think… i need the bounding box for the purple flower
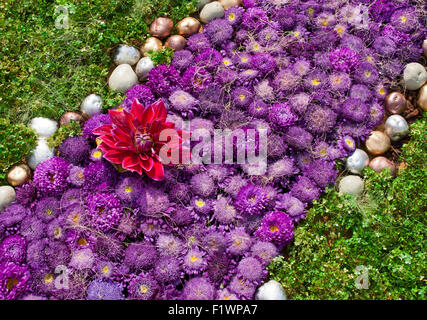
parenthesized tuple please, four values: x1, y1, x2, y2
(190, 173, 216, 198)
(303, 159, 338, 188)
(0, 204, 28, 227)
(83, 113, 111, 141)
(128, 272, 159, 300)
(285, 127, 313, 150)
(123, 85, 155, 110)
(242, 7, 269, 31)
(304, 105, 337, 134)
(87, 280, 124, 300)
(15, 182, 37, 208)
(182, 277, 215, 300)
(354, 62, 378, 85)
(228, 275, 256, 299)
(187, 33, 211, 53)
(169, 89, 199, 113)
(33, 157, 70, 197)
(146, 64, 181, 96)
(268, 103, 298, 131)
(251, 52, 276, 74)
(0, 236, 26, 264)
(350, 84, 371, 102)
(181, 66, 212, 93)
(232, 87, 253, 108)
(255, 211, 294, 247)
(86, 193, 123, 232)
(204, 19, 233, 46)
(171, 50, 194, 71)
(0, 261, 30, 300)
(341, 98, 369, 122)
(59, 136, 90, 165)
(115, 176, 143, 205)
(124, 242, 158, 270)
(329, 72, 352, 92)
(329, 47, 359, 72)
(194, 49, 222, 72)
(390, 8, 417, 33)
(182, 248, 207, 274)
(35, 197, 60, 223)
(235, 184, 269, 216)
(68, 165, 85, 187)
(70, 248, 94, 270)
(213, 196, 238, 225)
(237, 257, 265, 282)
(250, 240, 278, 265)
(227, 227, 252, 256)
(225, 6, 244, 25)
(156, 234, 183, 258)
(154, 256, 181, 283)
(290, 176, 321, 203)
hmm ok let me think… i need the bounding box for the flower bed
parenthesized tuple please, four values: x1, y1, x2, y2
(0, 0, 426, 300)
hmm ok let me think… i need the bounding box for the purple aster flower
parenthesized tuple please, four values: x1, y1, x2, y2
(273, 68, 299, 93)
(293, 58, 311, 77)
(341, 34, 365, 53)
(238, 69, 260, 83)
(0, 261, 31, 300)
(190, 173, 216, 198)
(372, 36, 397, 57)
(303, 159, 338, 188)
(288, 93, 310, 114)
(60, 188, 82, 209)
(86, 193, 123, 232)
(350, 84, 371, 102)
(248, 99, 269, 118)
(267, 157, 298, 182)
(169, 89, 199, 114)
(46, 217, 66, 241)
(156, 234, 183, 257)
(35, 197, 60, 223)
(0, 236, 26, 264)
(242, 7, 269, 31)
(64, 203, 86, 227)
(217, 288, 239, 300)
(0, 204, 28, 227)
(87, 280, 124, 300)
(354, 62, 378, 85)
(82, 161, 117, 192)
(19, 217, 45, 241)
(232, 52, 252, 69)
(304, 71, 328, 91)
(382, 25, 410, 46)
(290, 176, 321, 203)
(138, 186, 172, 217)
(168, 183, 191, 204)
(339, 135, 356, 153)
(204, 19, 233, 46)
(83, 113, 111, 141)
(122, 85, 155, 110)
(128, 272, 159, 300)
(89, 148, 103, 162)
(115, 176, 143, 205)
(67, 165, 85, 187)
(274, 6, 296, 30)
(182, 248, 207, 274)
(232, 87, 253, 108)
(258, 26, 279, 46)
(194, 48, 222, 72)
(182, 277, 215, 300)
(390, 8, 417, 33)
(234, 184, 269, 216)
(170, 205, 194, 227)
(255, 211, 294, 247)
(69, 248, 94, 270)
(213, 196, 238, 225)
(250, 240, 278, 265)
(94, 260, 115, 279)
(187, 33, 211, 53)
(227, 227, 252, 256)
(237, 257, 265, 283)
(33, 157, 70, 197)
(146, 64, 181, 96)
(171, 50, 194, 71)
(191, 197, 214, 216)
(15, 182, 37, 208)
(45, 241, 70, 269)
(235, 29, 249, 44)
(304, 105, 337, 134)
(215, 68, 238, 86)
(153, 256, 181, 283)
(251, 52, 276, 74)
(59, 136, 90, 165)
(367, 102, 385, 128)
(268, 103, 298, 131)
(224, 6, 244, 26)
(181, 66, 212, 94)
(329, 72, 352, 93)
(228, 275, 256, 299)
(329, 47, 359, 72)
(341, 98, 369, 122)
(285, 127, 313, 150)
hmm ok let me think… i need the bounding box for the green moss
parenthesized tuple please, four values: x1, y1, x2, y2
(146, 47, 175, 66)
(0, 118, 37, 183)
(269, 114, 427, 300)
(47, 120, 82, 148)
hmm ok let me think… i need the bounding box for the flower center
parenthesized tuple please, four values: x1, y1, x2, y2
(6, 278, 18, 290)
(125, 186, 133, 193)
(191, 256, 198, 262)
(103, 266, 109, 274)
(78, 238, 88, 246)
(49, 173, 56, 183)
(135, 131, 153, 153)
(93, 150, 102, 158)
(228, 13, 235, 21)
(270, 225, 279, 232)
(44, 274, 53, 284)
(140, 285, 148, 294)
(54, 227, 62, 238)
(46, 209, 52, 216)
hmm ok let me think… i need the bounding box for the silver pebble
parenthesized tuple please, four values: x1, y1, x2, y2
(346, 149, 369, 174)
(135, 57, 155, 80)
(255, 280, 287, 300)
(81, 94, 103, 117)
(384, 115, 409, 142)
(113, 45, 141, 66)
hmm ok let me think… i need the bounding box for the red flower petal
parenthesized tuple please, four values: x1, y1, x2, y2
(130, 99, 146, 125)
(93, 124, 114, 136)
(151, 99, 167, 122)
(122, 155, 140, 170)
(145, 157, 164, 181)
(141, 105, 155, 125)
(139, 156, 154, 172)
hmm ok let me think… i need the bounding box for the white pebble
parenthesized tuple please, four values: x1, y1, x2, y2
(200, 1, 225, 23)
(30, 117, 58, 138)
(108, 64, 138, 93)
(113, 45, 141, 66)
(255, 280, 287, 300)
(220, 0, 241, 10)
(27, 138, 54, 170)
(403, 62, 427, 90)
(0, 186, 16, 212)
(197, 0, 212, 10)
(81, 94, 103, 117)
(135, 57, 155, 80)
(339, 175, 365, 197)
(346, 149, 369, 174)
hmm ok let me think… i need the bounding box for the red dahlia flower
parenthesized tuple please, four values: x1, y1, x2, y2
(93, 99, 187, 181)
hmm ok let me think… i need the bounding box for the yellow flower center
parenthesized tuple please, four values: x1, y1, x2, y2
(253, 44, 260, 51)
(228, 13, 235, 21)
(400, 16, 407, 23)
(312, 79, 321, 86)
(294, 31, 300, 37)
(96, 138, 102, 146)
(320, 149, 328, 157)
(125, 186, 133, 193)
(308, 8, 314, 15)
(44, 274, 54, 284)
(345, 139, 354, 147)
(190, 256, 198, 262)
(241, 57, 248, 63)
(140, 285, 148, 294)
(116, 107, 123, 111)
(365, 71, 371, 77)
(102, 266, 109, 274)
(46, 209, 52, 216)
(223, 60, 230, 66)
(195, 200, 205, 207)
(93, 150, 102, 158)
(54, 227, 62, 238)
(379, 88, 385, 95)
(78, 238, 88, 246)
(234, 240, 242, 246)
(270, 225, 279, 232)
(239, 94, 246, 101)
(321, 19, 328, 26)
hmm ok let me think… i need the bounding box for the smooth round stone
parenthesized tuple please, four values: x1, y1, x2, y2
(346, 149, 369, 174)
(150, 17, 173, 39)
(176, 17, 201, 37)
(135, 57, 155, 80)
(108, 64, 138, 94)
(141, 37, 163, 55)
(0, 186, 16, 212)
(403, 62, 427, 90)
(200, 1, 225, 23)
(255, 280, 287, 300)
(220, 0, 242, 9)
(384, 115, 409, 142)
(417, 84, 427, 111)
(30, 117, 57, 138)
(7, 164, 31, 187)
(369, 157, 396, 176)
(365, 131, 391, 156)
(384, 92, 408, 115)
(197, 0, 212, 10)
(339, 175, 364, 197)
(27, 138, 55, 170)
(165, 35, 187, 51)
(81, 94, 103, 117)
(112, 45, 141, 66)
(59, 112, 84, 127)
